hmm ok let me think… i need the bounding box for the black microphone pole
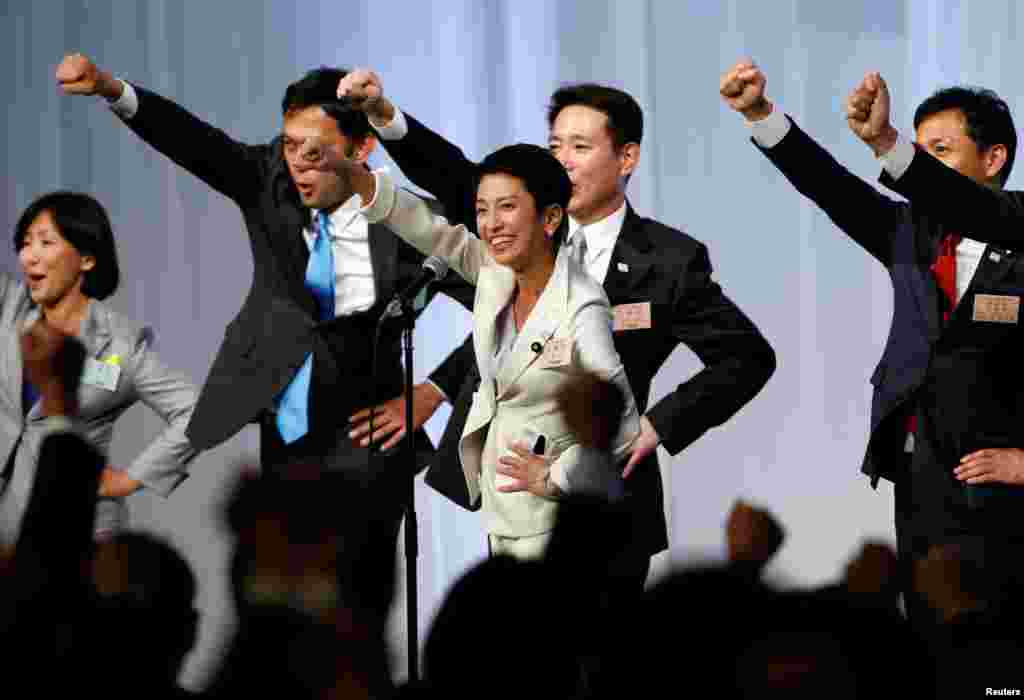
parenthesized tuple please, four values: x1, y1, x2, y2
(399, 300, 419, 685)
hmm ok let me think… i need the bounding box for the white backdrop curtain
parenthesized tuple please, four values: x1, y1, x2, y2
(3, 0, 1022, 688)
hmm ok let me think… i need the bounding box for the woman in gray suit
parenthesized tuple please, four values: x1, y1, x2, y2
(346, 144, 640, 560)
(0, 191, 199, 542)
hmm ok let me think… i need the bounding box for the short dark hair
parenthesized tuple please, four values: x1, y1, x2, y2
(281, 67, 373, 142)
(477, 144, 572, 247)
(14, 191, 120, 300)
(914, 86, 1017, 186)
(547, 83, 644, 150)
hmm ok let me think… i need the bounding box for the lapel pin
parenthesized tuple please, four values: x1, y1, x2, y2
(990, 251, 1002, 262)
(530, 341, 543, 354)
(617, 262, 629, 273)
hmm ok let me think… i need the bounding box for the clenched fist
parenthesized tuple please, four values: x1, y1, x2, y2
(336, 68, 395, 126)
(846, 72, 899, 156)
(720, 60, 772, 121)
(55, 53, 122, 100)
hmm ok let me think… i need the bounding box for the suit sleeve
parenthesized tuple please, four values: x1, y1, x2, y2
(548, 300, 640, 496)
(121, 328, 200, 496)
(114, 84, 269, 206)
(377, 112, 479, 230)
(363, 172, 489, 285)
(879, 144, 1024, 248)
(428, 334, 475, 402)
(755, 117, 906, 265)
(645, 244, 776, 455)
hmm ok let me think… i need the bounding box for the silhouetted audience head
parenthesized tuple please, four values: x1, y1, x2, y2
(91, 532, 199, 689)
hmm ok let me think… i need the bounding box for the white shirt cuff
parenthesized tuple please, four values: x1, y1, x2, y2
(360, 170, 396, 223)
(370, 106, 408, 141)
(878, 134, 915, 180)
(108, 79, 139, 119)
(747, 107, 791, 149)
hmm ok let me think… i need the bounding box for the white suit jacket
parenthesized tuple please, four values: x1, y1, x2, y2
(0, 275, 199, 540)
(364, 173, 639, 509)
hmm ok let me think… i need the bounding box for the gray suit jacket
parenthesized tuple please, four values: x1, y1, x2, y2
(364, 175, 639, 522)
(0, 274, 199, 540)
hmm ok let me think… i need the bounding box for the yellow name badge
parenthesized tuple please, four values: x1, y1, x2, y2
(972, 294, 1020, 324)
(82, 356, 122, 391)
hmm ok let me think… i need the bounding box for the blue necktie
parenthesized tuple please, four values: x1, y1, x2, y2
(275, 212, 336, 444)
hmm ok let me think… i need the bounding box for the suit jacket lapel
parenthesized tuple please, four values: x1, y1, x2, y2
(494, 252, 569, 398)
(604, 205, 653, 302)
(369, 222, 398, 304)
(26, 302, 113, 422)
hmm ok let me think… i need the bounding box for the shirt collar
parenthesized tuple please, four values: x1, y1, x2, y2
(311, 191, 365, 237)
(567, 201, 627, 255)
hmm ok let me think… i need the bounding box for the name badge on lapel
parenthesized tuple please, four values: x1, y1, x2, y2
(972, 294, 1020, 324)
(82, 357, 121, 392)
(613, 301, 652, 331)
(539, 338, 572, 369)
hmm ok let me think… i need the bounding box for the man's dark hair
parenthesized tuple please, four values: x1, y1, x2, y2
(914, 86, 1017, 186)
(281, 67, 373, 142)
(477, 143, 573, 247)
(547, 83, 644, 150)
(14, 191, 120, 300)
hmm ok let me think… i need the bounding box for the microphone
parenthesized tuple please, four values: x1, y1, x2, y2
(381, 256, 449, 319)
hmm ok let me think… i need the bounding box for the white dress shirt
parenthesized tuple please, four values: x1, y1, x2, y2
(747, 108, 987, 302)
(110, 80, 378, 317)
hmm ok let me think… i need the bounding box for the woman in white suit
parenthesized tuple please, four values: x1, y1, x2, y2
(347, 144, 639, 559)
(0, 191, 199, 543)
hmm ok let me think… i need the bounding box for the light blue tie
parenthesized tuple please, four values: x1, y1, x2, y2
(275, 211, 336, 443)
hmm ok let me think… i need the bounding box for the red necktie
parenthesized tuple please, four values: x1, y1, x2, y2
(930, 233, 961, 320)
(907, 233, 961, 436)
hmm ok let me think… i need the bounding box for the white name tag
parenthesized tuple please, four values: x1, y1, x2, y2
(539, 338, 572, 368)
(82, 357, 121, 392)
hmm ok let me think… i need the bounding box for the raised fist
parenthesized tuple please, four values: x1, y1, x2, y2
(56, 53, 119, 99)
(720, 60, 772, 121)
(336, 68, 394, 125)
(846, 72, 898, 156)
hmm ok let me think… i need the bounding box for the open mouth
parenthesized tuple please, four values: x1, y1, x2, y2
(26, 274, 45, 289)
(296, 183, 315, 198)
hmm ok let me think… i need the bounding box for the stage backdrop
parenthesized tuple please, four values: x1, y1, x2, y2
(3, 0, 1021, 689)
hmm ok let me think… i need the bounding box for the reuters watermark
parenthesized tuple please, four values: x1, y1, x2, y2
(986, 690, 1021, 697)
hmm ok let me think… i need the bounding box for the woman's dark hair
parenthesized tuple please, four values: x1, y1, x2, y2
(477, 143, 573, 247)
(14, 191, 120, 300)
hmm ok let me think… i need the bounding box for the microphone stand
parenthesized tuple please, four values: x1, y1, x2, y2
(397, 297, 420, 684)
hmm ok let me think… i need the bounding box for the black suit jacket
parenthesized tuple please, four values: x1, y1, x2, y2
(756, 118, 1024, 534)
(117, 87, 473, 469)
(382, 113, 777, 556)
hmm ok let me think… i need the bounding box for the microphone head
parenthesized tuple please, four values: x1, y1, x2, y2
(422, 256, 449, 280)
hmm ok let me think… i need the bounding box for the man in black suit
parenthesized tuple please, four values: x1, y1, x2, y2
(340, 70, 777, 588)
(720, 60, 1024, 624)
(55, 54, 473, 533)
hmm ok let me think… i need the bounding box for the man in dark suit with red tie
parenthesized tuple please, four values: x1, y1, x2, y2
(721, 59, 1024, 626)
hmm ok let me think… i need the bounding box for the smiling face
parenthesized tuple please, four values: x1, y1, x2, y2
(548, 105, 637, 225)
(915, 108, 1007, 186)
(18, 210, 94, 306)
(282, 106, 374, 212)
(476, 173, 560, 273)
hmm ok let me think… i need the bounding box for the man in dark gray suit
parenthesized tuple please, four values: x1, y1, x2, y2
(55, 54, 473, 534)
